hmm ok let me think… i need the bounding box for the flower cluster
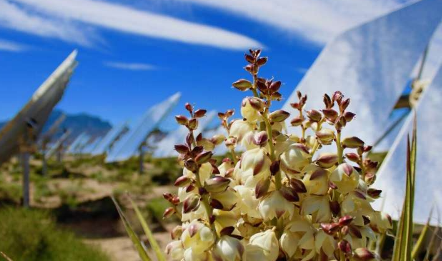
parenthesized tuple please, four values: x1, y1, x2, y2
(164, 50, 391, 261)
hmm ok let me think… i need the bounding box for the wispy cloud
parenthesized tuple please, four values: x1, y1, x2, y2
(4, 0, 261, 50)
(104, 61, 156, 71)
(0, 38, 26, 52)
(175, 0, 408, 44)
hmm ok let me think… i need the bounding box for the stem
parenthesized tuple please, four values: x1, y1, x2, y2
(229, 148, 238, 165)
(262, 113, 281, 189)
(194, 169, 217, 237)
(336, 131, 343, 164)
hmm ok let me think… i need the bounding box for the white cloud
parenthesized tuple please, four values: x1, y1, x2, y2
(0, 38, 26, 52)
(6, 0, 261, 50)
(174, 0, 408, 44)
(0, 0, 97, 46)
(104, 61, 156, 71)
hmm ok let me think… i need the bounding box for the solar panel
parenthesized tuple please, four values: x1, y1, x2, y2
(81, 136, 103, 154)
(373, 64, 442, 225)
(0, 50, 77, 165)
(40, 113, 66, 144)
(73, 134, 92, 154)
(67, 132, 88, 154)
(46, 130, 71, 159)
(90, 122, 129, 155)
(153, 110, 217, 158)
(282, 0, 442, 145)
(105, 92, 181, 162)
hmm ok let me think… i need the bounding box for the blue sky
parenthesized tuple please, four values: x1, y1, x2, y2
(0, 0, 430, 130)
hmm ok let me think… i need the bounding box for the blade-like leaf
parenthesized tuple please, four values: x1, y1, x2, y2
(0, 252, 13, 261)
(412, 207, 433, 258)
(112, 197, 152, 261)
(392, 113, 417, 261)
(127, 195, 166, 261)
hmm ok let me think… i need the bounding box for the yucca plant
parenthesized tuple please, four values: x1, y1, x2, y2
(113, 50, 435, 261)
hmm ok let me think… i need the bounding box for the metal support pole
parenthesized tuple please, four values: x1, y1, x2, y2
(42, 150, 48, 176)
(20, 152, 30, 208)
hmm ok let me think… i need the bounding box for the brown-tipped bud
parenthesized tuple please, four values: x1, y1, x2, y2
(192, 145, 204, 155)
(269, 110, 290, 122)
(253, 131, 268, 147)
(183, 195, 200, 213)
(320, 223, 340, 235)
(188, 118, 198, 130)
(210, 199, 224, 209)
(349, 225, 362, 238)
(174, 176, 191, 187)
(367, 188, 382, 199)
(316, 128, 335, 145)
(291, 116, 304, 126)
(271, 92, 282, 101)
(184, 159, 198, 172)
(163, 207, 176, 219)
(256, 57, 268, 66)
(248, 97, 265, 111)
(171, 196, 180, 205)
(163, 192, 173, 201)
(245, 54, 254, 63)
(322, 109, 338, 122)
(343, 111, 356, 122)
(339, 215, 354, 226)
(280, 187, 299, 202)
(306, 109, 322, 122)
(342, 136, 365, 148)
(290, 178, 307, 193)
(171, 226, 183, 240)
(195, 151, 212, 164)
(354, 248, 376, 261)
(211, 134, 225, 145)
(255, 178, 270, 198)
(244, 64, 256, 74)
(174, 144, 189, 154)
(220, 226, 235, 236)
(226, 109, 234, 117)
(338, 240, 352, 255)
(310, 168, 327, 180)
(194, 109, 207, 118)
(225, 137, 237, 148)
(185, 103, 193, 113)
(175, 115, 188, 125)
(340, 98, 350, 111)
(290, 102, 300, 110)
(269, 81, 281, 92)
(186, 183, 196, 193)
(232, 79, 253, 91)
(332, 91, 343, 103)
(345, 152, 360, 162)
(205, 176, 230, 193)
(323, 94, 332, 108)
(330, 201, 340, 216)
(188, 223, 198, 237)
(363, 145, 373, 152)
(186, 132, 195, 146)
(316, 153, 338, 168)
(362, 215, 370, 225)
(270, 160, 280, 175)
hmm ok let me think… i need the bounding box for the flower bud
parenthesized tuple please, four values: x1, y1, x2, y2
(232, 79, 252, 91)
(188, 118, 198, 130)
(195, 151, 212, 164)
(204, 176, 230, 193)
(256, 57, 268, 66)
(338, 240, 352, 255)
(270, 160, 280, 175)
(181, 220, 215, 254)
(343, 111, 356, 122)
(340, 98, 350, 111)
(290, 178, 307, 193)
(247, 230, 279, 261)
(194, 109, 207, 118)
(166, 240, 184, 261)
(345, 152, 360, 162)
(354, 248, 376, 261)
(280, 186, 299, 202)
(280, 143, 311, 173)
(332, 91, 343, 103)
(269, 110, 290, 122)
(171, 226, 183, 240)
(174, 176, 191, 187)
(255, 178, 270, 198)
(174, 144, 189, 154)
(306, 109, 322, 122)
(342, 136, 364, 148)
(290, 116, 304, 126)
(213, 235, 244, 261)
(320, 223, 340, 235)
(316, 153, 338, 168)
(316, 128, 335, 145)
(175, 115, 188, 125)
(339, 215, 354, 226)
(259, 190, 294, 220)
(367, 188, 382, 199)
(183, 194, 200, 213)
(163, 207, 176, 219)
(241, 97, 262, 122)
(253, 131, 268, 147)
(184, 159, 198, 172)
(322, 108, 338, 122)
(185, 103, 193, 113)
(330, 163, 359, 194)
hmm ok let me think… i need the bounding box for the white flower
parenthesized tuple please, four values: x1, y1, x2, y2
(234, 185, 261, 219)
(282, 216, 316, 260)
(183, 248, 212, 261)
(280, 143, 311, 173)
(302, 165, 329, 195)
(301, 195, 331, 223)
(213, 236, 244, 261)
(241, 97, 261, 122)
(183, 162, 213, 184)
(315, 230, 337, 258)
(230, 120, 255, 143)
(166, 240, 184, 261)
(330, 163, 359, 194)
(258, 190, 294, 220)
(246, 230, 279, 261)
(211, 188, 239, 211)
(181, 220, 215, 254)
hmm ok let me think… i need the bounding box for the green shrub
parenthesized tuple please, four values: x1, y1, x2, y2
(0, 207, 110, 261)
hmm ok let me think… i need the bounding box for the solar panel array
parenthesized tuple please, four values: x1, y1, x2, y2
(105, 92, 181, 162)
(373, 64, 442, 224)
(46, 130, 71, 159)
(153, 110, 217, 158)
(0, 50, 78, 165)
(90, 122, 129, 155)
(282, 0, 442, 146)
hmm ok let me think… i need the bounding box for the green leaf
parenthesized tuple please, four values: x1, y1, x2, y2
(112, 197, 152, 261)
(412, 207, 433, 259)
(127, 195, 166, 261)
(392, 113, 417, 261)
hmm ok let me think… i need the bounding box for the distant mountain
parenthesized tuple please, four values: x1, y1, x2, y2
(0, 110, 112, 144)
